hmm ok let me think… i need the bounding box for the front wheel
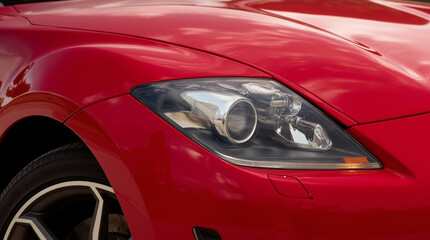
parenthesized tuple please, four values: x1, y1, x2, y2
(0, 143, 131, 240)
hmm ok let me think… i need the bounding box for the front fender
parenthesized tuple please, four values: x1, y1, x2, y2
(0, 25, 268, 140)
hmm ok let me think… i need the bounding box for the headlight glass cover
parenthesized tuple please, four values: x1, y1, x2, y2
(131, 78, 381, 169)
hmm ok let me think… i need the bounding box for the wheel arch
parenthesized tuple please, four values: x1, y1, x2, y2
(0, 116, 84, 193)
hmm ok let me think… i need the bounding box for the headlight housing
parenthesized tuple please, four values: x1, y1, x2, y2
(131, 78, 381, 170)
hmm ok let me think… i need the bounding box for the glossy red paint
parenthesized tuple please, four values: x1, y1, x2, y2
(268, 175, 311, 199)
(0, 6, 16, 16)
(13, 0, 430, 124)
(0, 9, 266, 130)
(1, 0, 430, 239)
(66, 94, 429, 239)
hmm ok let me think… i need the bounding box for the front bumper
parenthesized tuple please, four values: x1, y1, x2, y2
(66, 93, 430, 240)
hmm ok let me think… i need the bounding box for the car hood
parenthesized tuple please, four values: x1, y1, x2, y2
(15, 0, 430, 124)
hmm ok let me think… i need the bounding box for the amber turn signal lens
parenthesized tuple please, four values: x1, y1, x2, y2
(343, 157, 369, 163)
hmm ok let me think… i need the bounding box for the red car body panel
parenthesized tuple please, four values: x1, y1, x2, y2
(13, 0, 430, 124)
(1, 0, 430, 239)
(0, 9, 266, 133)
(66, 94, 429, 239)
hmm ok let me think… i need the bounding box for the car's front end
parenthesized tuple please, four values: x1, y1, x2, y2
(1, 0, 430, 239)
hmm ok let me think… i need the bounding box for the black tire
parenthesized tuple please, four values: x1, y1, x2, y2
(0, 143, 131, 240)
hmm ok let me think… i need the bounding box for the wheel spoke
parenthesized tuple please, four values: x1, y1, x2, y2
(90, 186, 111, 240)
(3, 181, 126, 240)
(17, 212, 57, 240)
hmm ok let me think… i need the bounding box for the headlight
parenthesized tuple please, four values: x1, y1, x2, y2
(131, 78, 382, 170)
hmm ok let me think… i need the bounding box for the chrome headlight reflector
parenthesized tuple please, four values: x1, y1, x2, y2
(131, 78, 381, 170)
(181, 91, 258, 144)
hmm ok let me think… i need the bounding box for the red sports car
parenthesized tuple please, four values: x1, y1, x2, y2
(1, 0, 429, 239)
